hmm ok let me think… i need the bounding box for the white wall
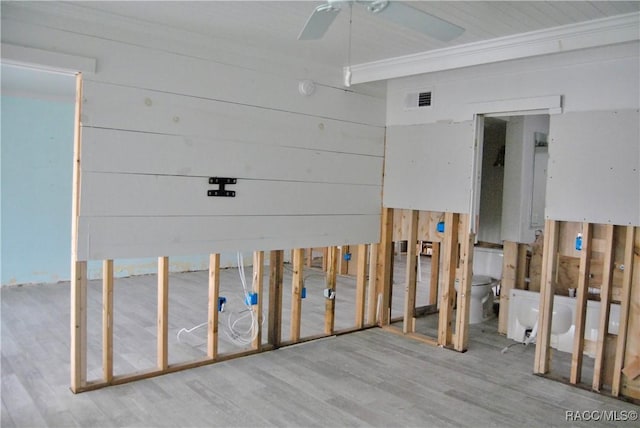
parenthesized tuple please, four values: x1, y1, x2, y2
(1, 3, 386, 262)
(383, 121, 475, 213)
(501, 115, 549, 243)
(387, 42, 639, 125)
(547, 109, 639, 226)
(384, 41, 639, 227)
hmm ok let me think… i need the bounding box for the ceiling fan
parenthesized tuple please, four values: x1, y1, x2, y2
(297, 0, 465, 42)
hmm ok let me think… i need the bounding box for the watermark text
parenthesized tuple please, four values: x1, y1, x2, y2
(565, 409, 637, 422)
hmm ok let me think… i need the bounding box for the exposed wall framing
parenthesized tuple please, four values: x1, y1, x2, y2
(534, 220, 640, 400)
(71, 243, 378, 393)
(379, 208, 474, 351)
(389, 209, 640, 401)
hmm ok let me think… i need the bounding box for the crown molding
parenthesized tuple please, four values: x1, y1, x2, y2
(349, 12, 640, 84)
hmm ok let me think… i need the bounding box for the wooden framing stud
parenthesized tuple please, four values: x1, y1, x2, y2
(534, 219, 559, 374)
(367, 243, 379, 325)
(517, 244, 528, 289)
(429, 242, 440, 306)
(70, 260, 88, 393)
(306, 248, 313, 268)
(268, 250, 284, 347)
(403, 210, 419, 334)
(498, 241, 518, 335)
(454, 215, 474, 352)
(102, 259, 114, 383)
(570, 222, 592, 384)
(325, 246, 338, 335)
(438, 212, 459, 347)
(612, 226, 636, 396)
(157, 256, 169, 370)
(355, 244, 368, 329)
(592, 224, 615, 392)
(70, 72, 85, 394)
(376, 207, 394, 326)
(207, 253, 220, 358)
(252, 251, 264, 350)
(322, 247, 329, 272)
(290, 249, 304, 342)
(338, 245, 350, 275)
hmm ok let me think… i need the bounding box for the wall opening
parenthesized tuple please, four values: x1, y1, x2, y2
(475, 113, 550, 339)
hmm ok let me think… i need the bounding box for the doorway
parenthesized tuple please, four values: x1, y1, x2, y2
(474, 114, 550, 335)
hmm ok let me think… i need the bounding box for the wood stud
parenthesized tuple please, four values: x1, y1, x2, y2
(499, 241, 518, 335)
(534, 219, 559, 374)
(429, 242, 440, 306)
(70, 261, 87, 393)
(454, 215, 474, 352)
(355, 244, 368, 329)
(592, 225, 615, 392)
(290, 248, 304, 341)
(367, 243, 379, 325)
(612, 226, 636, 396)
(325, 246, 338, 335)
(252, 251, 264, 350)
(438, 212, 459, 347)
(570, 222, 592, 384)
(102, 259, 114, 383)
(207, 253, 220, 358)
(70, 73, 85, 393)
(157, 256, 169, 370)
(376, 208, 394, 326)
(403, 210, 419, 334)
(268, 250, 284, 348)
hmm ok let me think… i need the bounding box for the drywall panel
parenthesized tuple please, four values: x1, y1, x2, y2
(81, 128, 383, 186)
(383, 121, 475, 212)
(547, 110, 640, 225)
(80, 173, 380, 217)
(77, 215, 380, 260)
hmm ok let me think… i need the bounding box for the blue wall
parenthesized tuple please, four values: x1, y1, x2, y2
(1, 95, 74, 284)
(1, 95, 253, 285)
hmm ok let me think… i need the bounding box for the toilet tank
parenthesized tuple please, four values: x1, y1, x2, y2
(473, 246, 503, 279)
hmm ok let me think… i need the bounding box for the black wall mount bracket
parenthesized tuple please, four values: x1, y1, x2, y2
(207, 177, 237, 197)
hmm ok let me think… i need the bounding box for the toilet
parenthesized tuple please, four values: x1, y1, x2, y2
(454, 246, 502, 324)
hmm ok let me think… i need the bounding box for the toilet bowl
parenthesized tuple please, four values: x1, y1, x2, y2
(455, 274, 497, 324)
(455, 246, 503, 324)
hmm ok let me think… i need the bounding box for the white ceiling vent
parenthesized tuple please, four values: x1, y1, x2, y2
(404, 90, 432, 110)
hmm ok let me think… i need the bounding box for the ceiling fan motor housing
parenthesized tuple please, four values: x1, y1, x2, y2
(366, 1, 390, 14)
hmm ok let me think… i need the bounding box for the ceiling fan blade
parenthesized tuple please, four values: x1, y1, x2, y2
(298, 4, 342, 40)
(374, 2, 465, 41)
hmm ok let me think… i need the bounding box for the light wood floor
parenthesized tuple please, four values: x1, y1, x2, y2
(2, 256, 638, 427)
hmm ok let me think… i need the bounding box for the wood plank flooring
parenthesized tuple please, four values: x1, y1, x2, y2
(2, 255, 638, 427)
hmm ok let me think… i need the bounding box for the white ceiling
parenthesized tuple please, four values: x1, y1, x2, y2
(70, 1, 640, 67)
(2, 1, 638, 99)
